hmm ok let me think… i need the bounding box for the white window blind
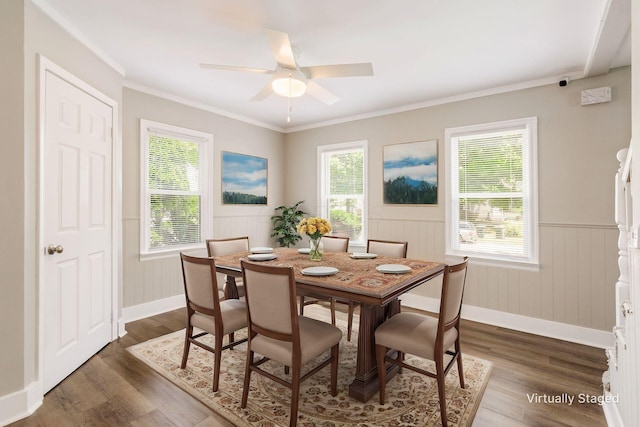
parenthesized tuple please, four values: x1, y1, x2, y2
(140, 119, 211, 255)
(446, 117, 538, 266)
(319, 141, 367, 246)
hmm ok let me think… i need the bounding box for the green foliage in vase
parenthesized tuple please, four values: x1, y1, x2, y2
(271, 201, 306, 247)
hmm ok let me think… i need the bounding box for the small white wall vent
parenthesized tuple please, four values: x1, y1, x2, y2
(581, 86, 612, 106)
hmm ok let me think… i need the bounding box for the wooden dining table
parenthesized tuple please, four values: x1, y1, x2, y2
(212, 247, 445, 403)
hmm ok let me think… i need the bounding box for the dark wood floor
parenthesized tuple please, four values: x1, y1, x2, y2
(10, 306, 607, 427)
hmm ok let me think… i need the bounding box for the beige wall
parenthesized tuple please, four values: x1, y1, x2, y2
(285, 67, 631, 331)
(0, 0, 26, 396)
(0, 0, 124, 400)
(121, 89, 285, 309)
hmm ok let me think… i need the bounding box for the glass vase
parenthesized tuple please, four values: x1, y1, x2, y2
(309, 237, 323, 261)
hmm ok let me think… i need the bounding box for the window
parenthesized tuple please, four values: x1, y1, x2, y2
(445, 117, 538, 267)
(318, 141, 367, 246)
(140, 119, 212, 255)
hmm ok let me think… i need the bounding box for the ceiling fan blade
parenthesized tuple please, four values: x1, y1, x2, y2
(302, 63, 374, 79)
(200, 63, 273, 74)
(306, 81, 340, 105)
(264, 29, 297, 69)
(250, 82, 274, 102)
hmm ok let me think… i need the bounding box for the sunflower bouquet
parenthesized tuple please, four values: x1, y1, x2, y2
(297, 217, 332, 240)
(297, 217, 332, 261)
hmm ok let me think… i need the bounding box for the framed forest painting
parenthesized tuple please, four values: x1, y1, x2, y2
(221, 151, 268, 205)
(383, 140, 438, 205)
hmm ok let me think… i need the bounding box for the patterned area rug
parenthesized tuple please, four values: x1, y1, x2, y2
(127, 306, 492, 426)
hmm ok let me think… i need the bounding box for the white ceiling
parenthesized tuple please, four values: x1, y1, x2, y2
(36, 0, 631, 132)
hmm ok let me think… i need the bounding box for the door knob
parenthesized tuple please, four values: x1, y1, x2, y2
(47, 244, 64, 255)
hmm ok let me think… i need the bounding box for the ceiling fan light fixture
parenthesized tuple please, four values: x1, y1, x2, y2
(271, 69, 307, 98)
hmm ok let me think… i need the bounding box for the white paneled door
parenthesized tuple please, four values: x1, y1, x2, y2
(42, 71, 113, 392)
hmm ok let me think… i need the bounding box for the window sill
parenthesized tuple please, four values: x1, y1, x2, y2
(140, 244, 207, 262)
(446, 250, 540, 272)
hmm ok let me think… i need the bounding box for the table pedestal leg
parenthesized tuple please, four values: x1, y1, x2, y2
(224, 276, 239, 300)
(348, 299, 401, 402)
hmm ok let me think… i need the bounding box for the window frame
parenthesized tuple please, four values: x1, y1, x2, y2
(139, 119, 213, 259)
(445, 117, 539, 269)
(317, 140, 368, 247)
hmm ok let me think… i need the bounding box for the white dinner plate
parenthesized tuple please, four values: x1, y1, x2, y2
(376, 264, 412, 274)
(251, 247, 273, 254)
(247, 253, 277, 261)
(298, 248, 311, 254)
(301, 266, 339, 276)
(350, 252, 377, 259)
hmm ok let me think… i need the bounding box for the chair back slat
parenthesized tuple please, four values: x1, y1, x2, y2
(180, 254, 219, 312)
(242, 262, 296, 335)
(366, 239, 408, 258)
(439, 257, 469, 327)
(320, 235, 349, 252)
(206, 236, 250, 257)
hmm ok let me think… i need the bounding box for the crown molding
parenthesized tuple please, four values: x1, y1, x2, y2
(284, 71, 586, 133)
(31, 0, 126, 76)
(123, 80, 285, 133)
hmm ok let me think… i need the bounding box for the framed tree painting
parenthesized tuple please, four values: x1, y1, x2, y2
(383, 140, 438, 205)
(221, 151, 268, 205)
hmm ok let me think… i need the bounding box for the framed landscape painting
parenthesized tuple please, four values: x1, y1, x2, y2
(221, 151, 268, 205)
(383, 140, 438, 205)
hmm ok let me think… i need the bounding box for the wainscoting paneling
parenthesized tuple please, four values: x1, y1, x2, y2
(212, 215, 274, 247)
(123, 216, 616, 332)
(122, 215, 274, 309)
(370, 218, 617, 331)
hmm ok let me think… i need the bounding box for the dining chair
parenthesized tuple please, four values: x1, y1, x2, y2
(366, 239, 408, 258)
(374, 257, 469, 427)
(299, 235, 357, 340)
(240, 261, 341, 427)
(206, 236, 250, 299)
(179, 253, 248, 392)
(320, 235, 350, 252)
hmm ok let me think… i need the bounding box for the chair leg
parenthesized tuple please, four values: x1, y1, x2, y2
(330, 344, 339, 396)
(330, 298, 336, 325)
(241, 350, 254, 408)
(397, 351, 404, 374)
(299, 295, 305, 315)
(435, 355, 448, 427)
(455, 340, 465, 388)
(375, 345, 387, 404)
(347, 302, 354, 341)
(212, 334, 223, 392)
(289, 367, 301, 427)
(180, 325, 192, 369)
(228, 332, 235, 349)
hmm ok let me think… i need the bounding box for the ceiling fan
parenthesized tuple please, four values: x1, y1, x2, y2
(200, 29, 374, 105)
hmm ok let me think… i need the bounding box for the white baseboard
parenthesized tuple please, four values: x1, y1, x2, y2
(122, 294, 186, 324)
(0, 382, 41, 427)
(121, 293, 612, 348)
(400, 293, 613, 349)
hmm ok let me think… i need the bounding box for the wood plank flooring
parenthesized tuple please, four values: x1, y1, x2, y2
(10, 306, 607, 427)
